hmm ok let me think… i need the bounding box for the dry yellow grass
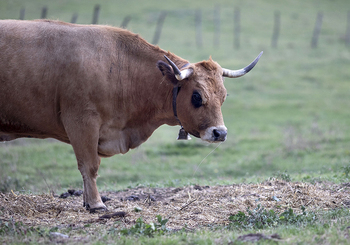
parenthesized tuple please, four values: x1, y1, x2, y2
(1, 180, 349, 231)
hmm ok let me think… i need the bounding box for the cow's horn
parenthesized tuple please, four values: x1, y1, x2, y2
(164, 55, 193, 80)
(222, 51, 263, 78)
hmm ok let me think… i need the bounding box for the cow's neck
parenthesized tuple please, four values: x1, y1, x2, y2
(99, 46, 187, 154)
(123, 51, 183, 131)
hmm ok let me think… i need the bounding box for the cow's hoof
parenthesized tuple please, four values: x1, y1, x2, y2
(89, 206, 108, 213)
(85, 202, 108, 213)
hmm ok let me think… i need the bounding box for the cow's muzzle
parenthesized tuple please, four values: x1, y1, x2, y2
(201, 126, 227, 142)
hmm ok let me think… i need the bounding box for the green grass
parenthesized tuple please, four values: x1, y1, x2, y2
(1, 0, 350, 244)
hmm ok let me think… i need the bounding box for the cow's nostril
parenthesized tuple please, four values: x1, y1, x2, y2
(213, 129, 220, 138)
(212, 128, 227, 141)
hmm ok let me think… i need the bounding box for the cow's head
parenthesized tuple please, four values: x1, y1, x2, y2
(157, 52, 262, 143)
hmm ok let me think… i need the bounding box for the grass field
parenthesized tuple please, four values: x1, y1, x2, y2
(1, 0, 350, 244)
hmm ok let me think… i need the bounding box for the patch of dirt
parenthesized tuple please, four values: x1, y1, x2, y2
(0, 180, 349, 230)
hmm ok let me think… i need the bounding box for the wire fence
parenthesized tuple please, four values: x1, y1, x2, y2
(16, 4, 350, 48)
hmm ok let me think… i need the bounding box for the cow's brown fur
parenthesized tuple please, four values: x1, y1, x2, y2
(0, 20, 227, 210)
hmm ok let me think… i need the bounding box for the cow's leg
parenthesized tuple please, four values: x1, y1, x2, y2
(63, 119, 107, 212)
(78, 156, 106, 212)
(75, 144, 106, 212)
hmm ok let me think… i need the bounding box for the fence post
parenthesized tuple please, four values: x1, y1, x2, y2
(152, 11, 167, 45)
(71, 13, 78, 23)
(271, 11, 281, 48)
(346, 11, 350, 46)
(233, 8, 240, 49)
(311, 12, 323, 48)
(120, 16, 132, 29)
(92, 4, 100, 24)
(195, 9, 203, 48)
(19, 8, 25, 20)
(41, 6, 47, 19)
(214, 5, 220, 47)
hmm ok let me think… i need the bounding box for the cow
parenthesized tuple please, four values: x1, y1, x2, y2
(0, 19, 262, 212)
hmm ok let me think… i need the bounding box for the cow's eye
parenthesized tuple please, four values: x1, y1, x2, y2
(191, 91, 202, 108)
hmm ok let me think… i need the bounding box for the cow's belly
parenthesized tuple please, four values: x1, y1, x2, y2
(0, 120, 46, 141)
(0, 115, 68, 143)
(0, 133, 18, 142)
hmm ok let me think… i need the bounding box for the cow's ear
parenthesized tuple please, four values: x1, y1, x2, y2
(157, 60, 178, 85)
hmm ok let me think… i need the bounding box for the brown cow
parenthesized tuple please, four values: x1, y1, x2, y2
(0, 20, 262, 211)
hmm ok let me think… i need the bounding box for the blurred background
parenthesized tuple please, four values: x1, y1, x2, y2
(0, 0, 349, 194)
